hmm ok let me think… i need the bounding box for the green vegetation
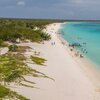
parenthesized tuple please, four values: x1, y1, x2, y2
(0, 53, 48, 85)
(0, 39, 3, 46)
(0, 85, 9, 98)
(16, 46, 30, 53)
(0, 85, 29, 100)
(8, 45, 30, 53)
(8, 44, 18, 52)
(0, 39, 8, 47)
(31, 56, 47, 66)
(0, 18, 58, 100)
(0, 19, 53, 43)
(0, 52, 50, 99)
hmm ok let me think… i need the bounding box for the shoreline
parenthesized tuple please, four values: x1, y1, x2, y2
(57, 23, 100, 88)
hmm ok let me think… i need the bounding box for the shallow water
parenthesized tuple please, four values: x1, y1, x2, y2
(61, 22, 100, 68)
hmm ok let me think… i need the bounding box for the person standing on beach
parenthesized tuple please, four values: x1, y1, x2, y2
(54, 42, 55, 45)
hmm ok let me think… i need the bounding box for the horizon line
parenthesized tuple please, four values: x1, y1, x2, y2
(0, 17, 100, 22)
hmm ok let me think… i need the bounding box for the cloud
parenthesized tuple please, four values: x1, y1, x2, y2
(67, 0, 100, 5)
(0, 0, 100, 19)
(17, 1, 25, 6)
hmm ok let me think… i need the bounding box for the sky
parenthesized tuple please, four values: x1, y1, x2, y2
(0, 0, 100, 20)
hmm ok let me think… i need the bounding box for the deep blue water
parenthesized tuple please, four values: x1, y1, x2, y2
(61, 22, 100, 68)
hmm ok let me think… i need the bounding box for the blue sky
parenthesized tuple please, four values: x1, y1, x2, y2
(0, 0, 100, 20)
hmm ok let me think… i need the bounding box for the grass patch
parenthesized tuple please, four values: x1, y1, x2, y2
(31, 56, 47, 66)
(0, 53, 51, 99)
(17, 46, 31, 53)
(0, 47, 51, 99)
(8, 45, 30, 53)
(0, 85, 29, 100)
(0, 53, 48, 86)
(0, 39, 9, 47)
(0, 85, 9, 98)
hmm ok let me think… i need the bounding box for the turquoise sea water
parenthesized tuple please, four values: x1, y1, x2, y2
(61, 22, 100, 68)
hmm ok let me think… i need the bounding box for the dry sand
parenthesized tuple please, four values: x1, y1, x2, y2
(9, 23, 100, 100)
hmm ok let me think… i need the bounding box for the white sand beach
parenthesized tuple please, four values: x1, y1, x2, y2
(9, 23, 100, 100)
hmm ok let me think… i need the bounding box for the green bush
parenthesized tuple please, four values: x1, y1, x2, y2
(0, 19, 53, 42)
(0, 85, 9, 98)
(0, 39, 4, 46)
(0, 85, 29, 100)
(8, 44, 18, 52)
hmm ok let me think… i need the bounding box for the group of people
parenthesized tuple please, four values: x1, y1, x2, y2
(69, 43, 88, 58)
(68, 43, 85, 58)
(51, 42, 55, 45)
(75, 51, 83, 58)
